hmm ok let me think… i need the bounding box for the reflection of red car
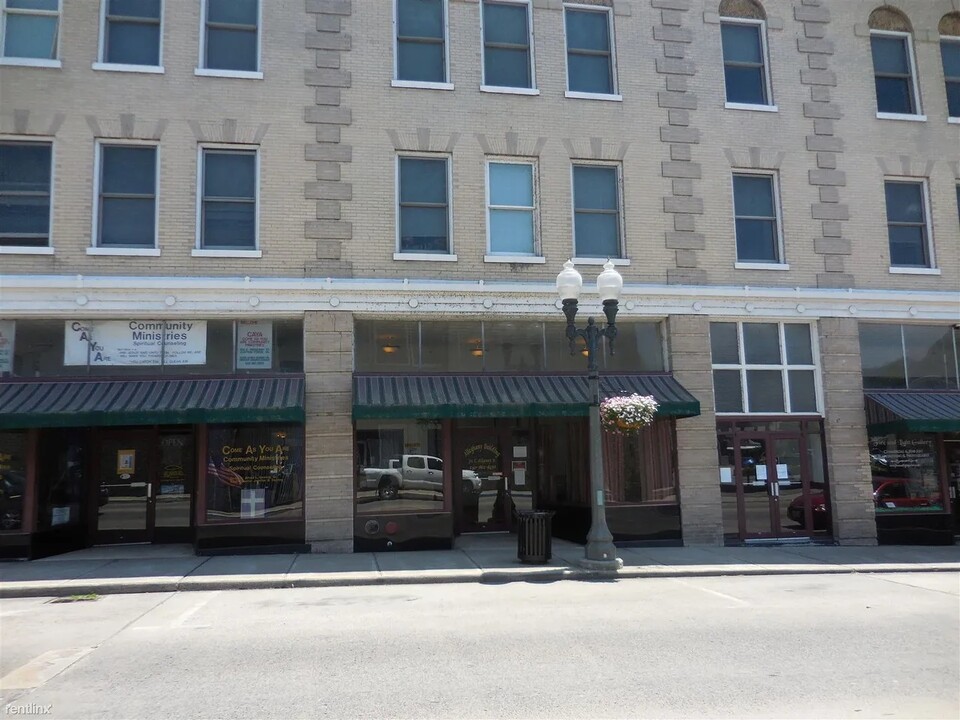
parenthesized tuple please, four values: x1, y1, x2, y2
(788, 478, 939, 529)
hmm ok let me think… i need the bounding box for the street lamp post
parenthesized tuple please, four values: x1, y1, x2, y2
(556, 259, 624, 572)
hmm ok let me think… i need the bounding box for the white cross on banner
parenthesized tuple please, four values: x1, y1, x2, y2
(240, 488, 266, 519)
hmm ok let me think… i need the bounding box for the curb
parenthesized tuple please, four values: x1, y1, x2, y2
(1, 564, 957, 599)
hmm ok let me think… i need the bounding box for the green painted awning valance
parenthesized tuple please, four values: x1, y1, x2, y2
(353, 373, 701, 420)
(865, 390, 960, 434)
(0, 376, 305, 429)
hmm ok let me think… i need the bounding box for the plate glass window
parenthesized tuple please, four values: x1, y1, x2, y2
(884, 180, 930, 268)
(488, 162, 536, 255)
(732, 173, 779, 263)
(98, 145, 156, 248)
(204, 0, 257, 71)
(396, 0, 446, 82)
(1, 0, 59, 60)
(398, 156, 449, 254)
(103, 0, 161, 66)
(482, 1, 531, 89)
(565, 8, 613, 94)
(572, 165, 620, 258)
(941, 39, 960, 117)
(201, 149, 256, 249)
(0, 141, 51, 248)
(721, 21, 768, 105)
(871, 34, 917, 114)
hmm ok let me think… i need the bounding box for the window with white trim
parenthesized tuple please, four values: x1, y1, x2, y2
(572, 164, 621, 258)
(884, 179, 932, 268)
(481, 0, 533, 90)
(202, 0, 258, 72)
(199, 148, 257, 250)
(732, 172, 782, 264)
(395, 0, 447, 83)
(100, 0, 162, 66)
(711, 322, 820, 414)
(397, 155, 450, 254)
(720, 20, 771, 106)
(870, 31, 920, 115)
(941, 38, 960, 118)
(96, 144, 157, 248)
(564, 6, 615, 95)
(1, 0, 59, 60)
(487, 160, 537, 256)
(0, 141, 52, 248)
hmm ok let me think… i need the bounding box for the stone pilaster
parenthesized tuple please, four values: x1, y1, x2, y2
(303, 311, 355, 552)
(668, 315, 723, 546)
(818, 317, 877, 545)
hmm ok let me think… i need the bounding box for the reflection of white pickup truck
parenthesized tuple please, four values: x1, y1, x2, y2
(359, 455, 481, 500)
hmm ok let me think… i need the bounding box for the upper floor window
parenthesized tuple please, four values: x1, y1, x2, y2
(397, 155, 450, 255)
(99, 0, 162, 67)
(732, 172, 782, 265)
(481, 0, 533, 91)
(200, 0, 259, 73)
(395, 0, 447, 85)
(486, 160, 537, 257)
(859, 324, 959, 390)
(868, 8, 921, 117)
(711, 322, 819, 415)
(941, 38, 960, 119)
(199, 148, 258, 250)
(95, 143, 158, 248)
(0, 141, 52, 248)
(720, 22, 771, 106)
(564, 6, 616, 97)
(1, 0, 59, 63)
(884, 179, 933, 269)
(572, 164, 621, 259)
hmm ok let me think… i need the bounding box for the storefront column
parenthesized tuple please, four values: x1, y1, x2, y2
(667, 315, 723, 546)
(818, 318, 877, 545)
(304, 311, 355, 553)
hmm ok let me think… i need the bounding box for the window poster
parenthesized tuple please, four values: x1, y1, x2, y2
(64, 320, 207, 366)
(0, 320, 13, 374)
(236, 320, 273, 370)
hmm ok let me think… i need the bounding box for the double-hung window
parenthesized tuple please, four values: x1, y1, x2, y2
(397, 156, 450, 255)
(99, 0, 162, 67)
(487, 160, 537, 257)
(871, 32, 921, 116)
(200, 0, 259, 73)
(941, 38, 960, 119)
(395, 0, 447, 84)
(572, 164, 621, 259)
(481, 0, 533, 91)
(884, 179, 933, 269)
(564, 6, 615, 96)
(95, 143, 158, 248)
(732, 172, 782, 265)
(0, 141, 52, 248)
(1, 0, 59, 63)
(199, 148, 258, 250)
(720, 20, 771, 107)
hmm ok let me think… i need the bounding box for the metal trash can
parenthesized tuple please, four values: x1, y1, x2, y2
(517, 510, 554, 564)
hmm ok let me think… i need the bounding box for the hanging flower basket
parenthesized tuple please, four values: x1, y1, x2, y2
(600, 394, 659, 434)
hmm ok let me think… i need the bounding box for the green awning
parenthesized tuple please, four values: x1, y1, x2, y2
(0, 376, 305, 429)
(865, 390, 960, 434)
(353, 374, 700, 420)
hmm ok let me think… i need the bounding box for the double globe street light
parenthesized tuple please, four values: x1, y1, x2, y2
(556, 259, 624, 572)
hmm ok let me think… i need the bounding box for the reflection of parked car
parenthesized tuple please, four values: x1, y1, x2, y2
(789, 477, 939, 529)
(359, 454, 481, 500)
(0, 470, 25, 530)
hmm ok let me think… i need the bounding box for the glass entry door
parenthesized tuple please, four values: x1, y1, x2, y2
(96, 431, 156, 544)
(456, 426, 520, 533)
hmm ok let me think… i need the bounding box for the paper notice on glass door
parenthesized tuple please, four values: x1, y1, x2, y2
(719, 467, 733, 484)
(776, 464, 789, 480)
(755, 465, 768, 481)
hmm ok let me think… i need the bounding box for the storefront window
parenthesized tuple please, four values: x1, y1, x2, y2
(483, 322, 545, 371)
(0, 432, 27, 531)
(36, 429, 85, 531)
(421, 321, 483, 372)
(868, 433, 944, 513)
(860, 323, 959, 390)
(537, 418, 588, 506)
(205, 424, 304, 522)
(602, 421, 677, 504)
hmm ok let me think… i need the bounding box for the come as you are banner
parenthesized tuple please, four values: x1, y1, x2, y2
(64, 321, 207, 366)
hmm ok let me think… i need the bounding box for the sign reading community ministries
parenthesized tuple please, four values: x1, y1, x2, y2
(64, 321, 207, 366)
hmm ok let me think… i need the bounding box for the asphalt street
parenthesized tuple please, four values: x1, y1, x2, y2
(1, 572, 957, 719)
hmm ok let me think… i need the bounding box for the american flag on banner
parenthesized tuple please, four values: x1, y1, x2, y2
(241, 488, 266, 519)
(207, 459, 244, 487)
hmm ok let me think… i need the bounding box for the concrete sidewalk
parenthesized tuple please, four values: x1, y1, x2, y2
(1, 537, 958, 598)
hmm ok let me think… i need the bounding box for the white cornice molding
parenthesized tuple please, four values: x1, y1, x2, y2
(0, 274, 958, 322)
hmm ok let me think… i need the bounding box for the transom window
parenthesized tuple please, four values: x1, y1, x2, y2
(487, 161, 537, 256)
(96, 144, 157, 248)
(883, 179, 932, 268)
(202, 0, 258, 72)
(572, 164, 621, 259)
(564, 6, 614, 95)
(720, 20, 770, 106)
(397, 156, 450, 254)
(395, 0, 447, 83)
(100, 0, 162, 66)
(859, 324, 959, 390)
(711, 322, 819, 414)
(941, 38, 960, 118)
(199, 149, 257, 250)
(0, 141, 52, 248)
(1, 0, 59, 61)
(870, 32, 920, 115)
(481, 0, 533, 89)
(732, 172, 781, 264)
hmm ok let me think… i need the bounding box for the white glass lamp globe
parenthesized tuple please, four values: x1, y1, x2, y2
(596, 259, 623, 302)
(556, 259, 583, 301)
